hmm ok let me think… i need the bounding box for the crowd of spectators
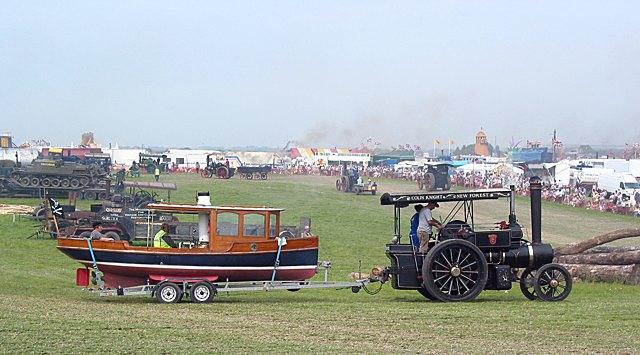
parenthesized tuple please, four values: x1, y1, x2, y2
(450, 171, 640, 217)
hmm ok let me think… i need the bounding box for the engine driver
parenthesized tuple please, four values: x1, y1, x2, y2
(417, 202, 443, 253)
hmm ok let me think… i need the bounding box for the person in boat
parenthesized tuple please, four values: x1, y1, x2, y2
(154, 223, 178, 248)
(409, 204, 423, 250)
(90, 222, 114, 241)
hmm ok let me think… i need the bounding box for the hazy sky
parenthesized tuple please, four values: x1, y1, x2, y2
(1, 1, 639, 149)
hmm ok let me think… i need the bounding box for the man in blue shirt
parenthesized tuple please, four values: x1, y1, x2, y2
(409, 204, 423, 250)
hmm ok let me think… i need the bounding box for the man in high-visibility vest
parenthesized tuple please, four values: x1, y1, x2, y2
(154, 223, 177, 248)
(154, 166, 160, 181)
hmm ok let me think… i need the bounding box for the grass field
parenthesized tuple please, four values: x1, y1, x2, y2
(1, 173, 639, 353)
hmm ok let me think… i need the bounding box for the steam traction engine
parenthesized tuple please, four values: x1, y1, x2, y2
(201, 154, 235, 179)
(379, 177, 572, 302)
(416, 162, 452, 191)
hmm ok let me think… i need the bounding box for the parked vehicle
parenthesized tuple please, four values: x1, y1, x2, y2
(237, 165, 272, 180)
(597, 172, 640, 196)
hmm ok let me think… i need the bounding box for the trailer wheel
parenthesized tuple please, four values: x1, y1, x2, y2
(156, 282, 182, 303)
(533, 263, 572, 302)
(190, 281, 216, 303)
(519, 267, 537, 300)
(260, 173, 267, 180)
(422, 239, 487, 302)
(246, 173, 253, 180)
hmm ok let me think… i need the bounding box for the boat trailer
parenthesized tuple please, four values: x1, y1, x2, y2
(84, 261, 381, 303)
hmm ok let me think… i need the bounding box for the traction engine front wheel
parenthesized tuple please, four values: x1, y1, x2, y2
(533, 263, 572, 302)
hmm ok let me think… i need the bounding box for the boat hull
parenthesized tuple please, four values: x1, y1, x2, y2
(58, 240, 319, 288)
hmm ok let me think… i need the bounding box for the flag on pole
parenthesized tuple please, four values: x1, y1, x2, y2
(434, 138, 441, 145)
(48, 197, 63, 217)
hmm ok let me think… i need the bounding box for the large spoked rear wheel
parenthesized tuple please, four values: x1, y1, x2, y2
(424, 173, 435, 191)
(533, 263, 572, 302)
(417, 287, 437, 300)
(422, 239, 488, 302)
(155, 282, 182, 303)
(519, 267, 537, 300)
(216, 167, 229, 179)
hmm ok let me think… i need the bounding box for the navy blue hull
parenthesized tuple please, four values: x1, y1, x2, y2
(59, 246, 319, 287)
(59, 247, 318, 268)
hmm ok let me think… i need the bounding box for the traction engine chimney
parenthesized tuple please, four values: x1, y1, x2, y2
(529, 176, 542, 245)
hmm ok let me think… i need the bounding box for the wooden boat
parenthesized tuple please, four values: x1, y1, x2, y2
(57, 200, 319, 288)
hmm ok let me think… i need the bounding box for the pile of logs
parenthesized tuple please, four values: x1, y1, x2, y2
(555, 228, 640, 285)
(0, 204, 34, 215)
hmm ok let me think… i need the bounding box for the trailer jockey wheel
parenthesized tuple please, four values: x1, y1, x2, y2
(422, 239, 488, 302)
(155, 282, 182, 303)
(533, 263, 572, 301)
(519, 267, 538, 300)
(190, 282, 216, 303)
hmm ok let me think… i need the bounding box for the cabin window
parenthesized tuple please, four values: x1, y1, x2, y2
(176, 158, 185, 164)
(216, 212, 239, 236)
(243, 213, 265, 237)
(269, 214, 277, 237)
